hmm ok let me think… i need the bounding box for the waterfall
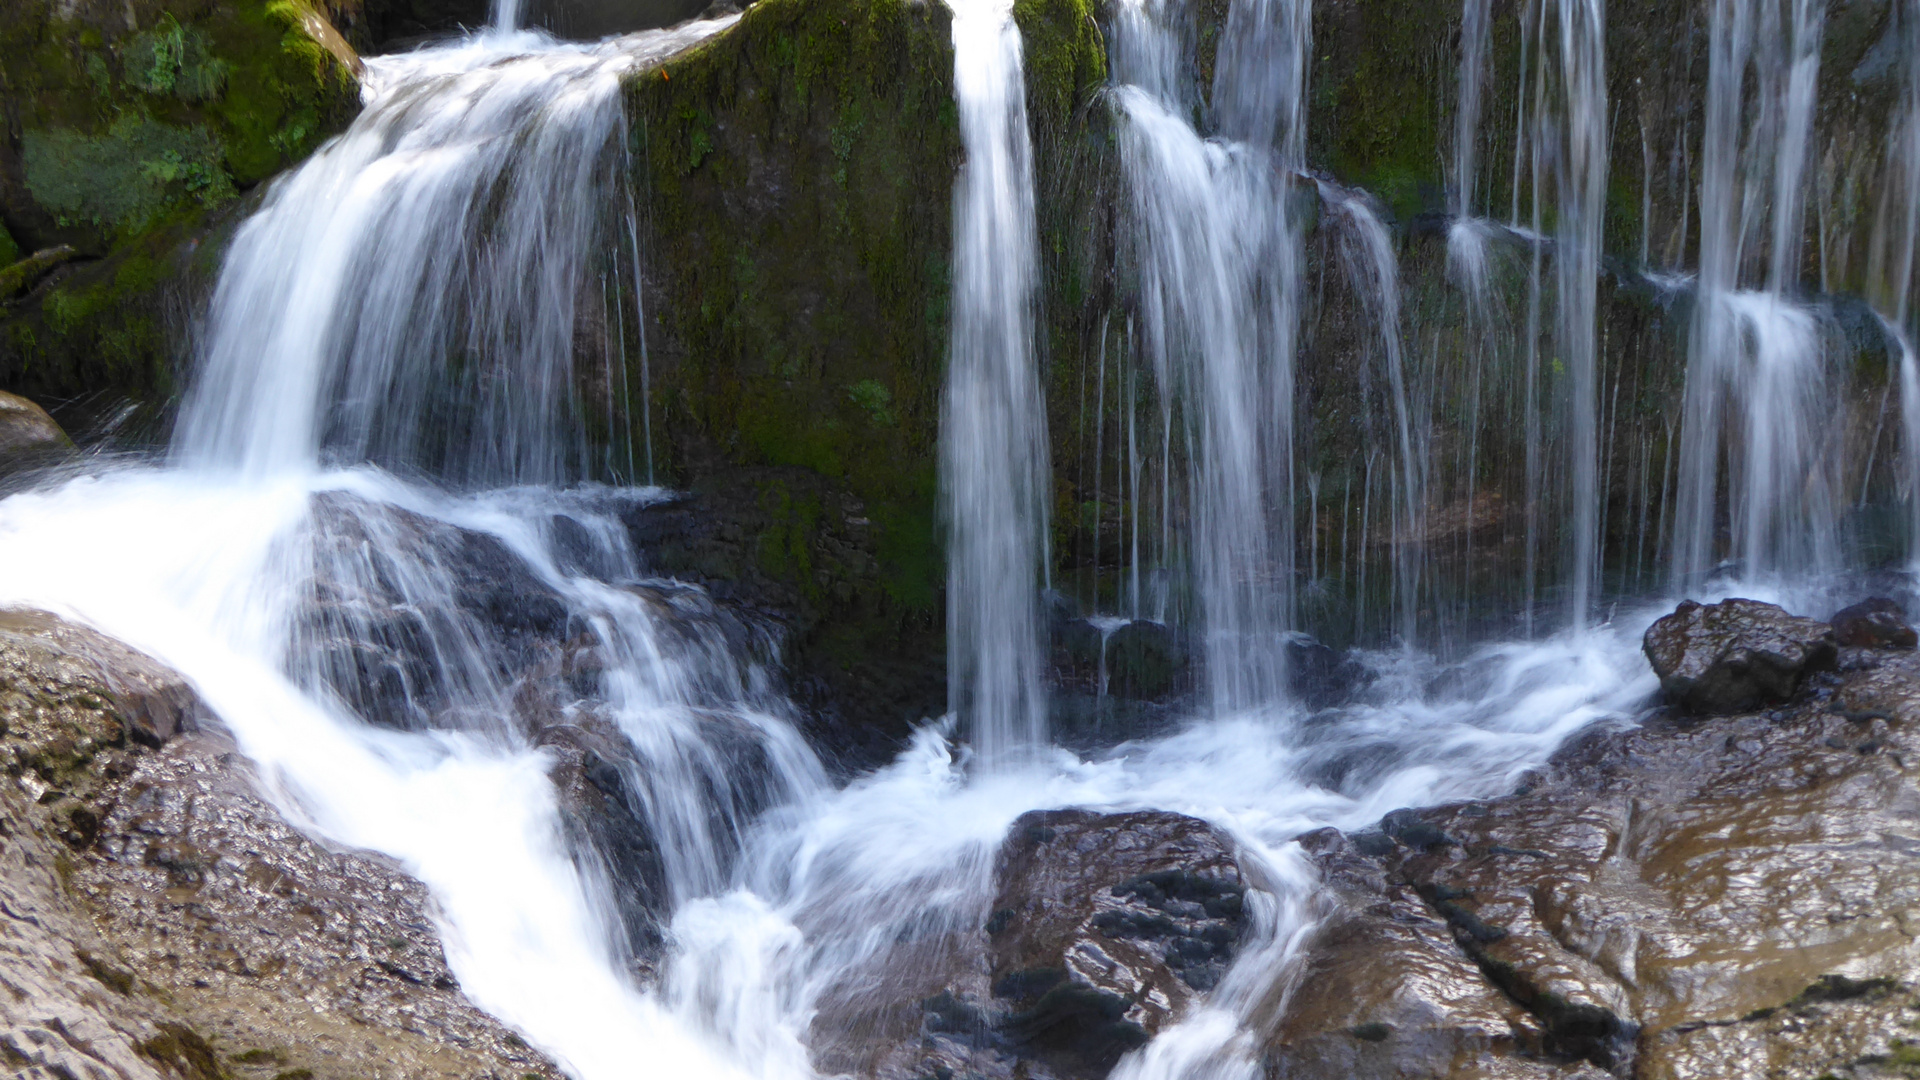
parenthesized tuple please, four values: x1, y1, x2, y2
(1320, 184, 1422, 645)
(2, 0, 1873, 1077)
(1111, 0, 1305, 712)
(942, 0, 1051, 763)
(1673, 0, 1834, 589)
(1553, 0, 1607, 624)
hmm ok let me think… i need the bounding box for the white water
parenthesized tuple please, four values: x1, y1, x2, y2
(942, 0, 1052, 763)
(1111, 0, 1304, 710)
(2, 2, 1891, 1080)
(1673, 0, 1832, 588)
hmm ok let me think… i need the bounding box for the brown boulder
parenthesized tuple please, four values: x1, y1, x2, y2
(1830, 597, 1918, 650)
(1642, 598, 1837, 715)
(988, 809, 1249, 1077)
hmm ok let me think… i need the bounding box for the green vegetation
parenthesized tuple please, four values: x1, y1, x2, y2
(0, 0, 359, 405)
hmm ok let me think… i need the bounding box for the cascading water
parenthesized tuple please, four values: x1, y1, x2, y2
(942, 0, 1052, 763)
(1110, 0, 1304, 709)
(1672, 0, 1836, 589)
(10, 0, 1899, 1075)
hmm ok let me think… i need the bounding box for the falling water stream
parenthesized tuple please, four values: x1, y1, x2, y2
(1, 0, 1917, 1077)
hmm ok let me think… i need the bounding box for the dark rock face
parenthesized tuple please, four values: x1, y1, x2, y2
(1830, 596, 1918, 650)
(988, 810, 1248, 1076)
(1272, 621, 1920, 1079)
(810, 809, 1248, 1080)
(0, 608, 560, 1080)
(1642, 598, 1838, 714)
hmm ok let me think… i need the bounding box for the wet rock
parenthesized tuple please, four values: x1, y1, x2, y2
(0, 389, 70, 472)
(0, 609, 562, 1080)
(810, 809, 1249, 1080)
(1269, 830, 1602, 1080)
(987, 809, 1248, 1078)
(1830, 596, 1918, 650)
(1298, 647, 1920, 1079)
(1285, 635, 1370, 709)
(1642, 598, 1837, 714)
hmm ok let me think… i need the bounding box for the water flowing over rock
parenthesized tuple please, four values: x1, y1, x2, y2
(0, 609, 561, 1079)
(1642, 597, 1838, 715)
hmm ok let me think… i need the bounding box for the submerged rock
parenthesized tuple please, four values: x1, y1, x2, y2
(0, 608, 562, 1080)
(1277, 645, 1920, 1079)
(1642, 598, 1837, 715)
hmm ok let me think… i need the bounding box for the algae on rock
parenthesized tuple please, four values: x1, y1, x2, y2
(0, 0, 360, 419)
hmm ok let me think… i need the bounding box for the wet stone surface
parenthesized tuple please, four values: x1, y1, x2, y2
(0, 607, 562, 1080)
(1272, 600, 1920, 1080)
(1641, 597, 1838, 715)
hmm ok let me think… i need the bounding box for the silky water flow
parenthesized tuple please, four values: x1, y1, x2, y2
(0, 0, 1831, 1077)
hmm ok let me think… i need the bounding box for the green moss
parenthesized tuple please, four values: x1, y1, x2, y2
(0, 226, 18, 267)
(628, 0, 960, 615)
(23, 116, 235, 234)
(126, 16, 230, 101)
(1013, 0, 1107, 134)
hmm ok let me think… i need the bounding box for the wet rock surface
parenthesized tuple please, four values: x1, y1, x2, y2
(987, 810, 1249, 1075)
(1831, 597, 1919, 650)
(1642, 597, 1838, 714)
(811, 809, 1249, 1080)
(1275, 600, 1920, 1079)
(0, 389, 70, 473)
(0, 608, 561, 1080)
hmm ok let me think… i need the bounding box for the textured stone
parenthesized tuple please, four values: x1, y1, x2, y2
(0, 608, 563, 1080)
(986, 809, 1248, 1077)
(1292, 647, 1920, 1079)
(1642, 598, 1838, 715)
(1830, 597, 1918, 650)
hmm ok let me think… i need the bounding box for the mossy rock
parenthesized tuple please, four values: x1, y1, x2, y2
(0, 0, 360, 417)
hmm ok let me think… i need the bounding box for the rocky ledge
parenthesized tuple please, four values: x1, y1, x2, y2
(1276, 597, 1920, 1079)
(0, 608, 560, 1080)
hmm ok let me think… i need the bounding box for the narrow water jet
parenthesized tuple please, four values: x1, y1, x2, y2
(941, 0, 1050, 766)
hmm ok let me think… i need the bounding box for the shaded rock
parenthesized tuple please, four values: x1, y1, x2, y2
(0, 608, 562, 1080)
(0, 389, 70, 472)
(1306, 647, 1920, 1079)
(1285, 635, 1370, 709)
(809, 809, 1248, 1080)
(988, 809, 1248, 1078)
(1830, 596, 1918, 650)
(1642, 598, 1837, 714)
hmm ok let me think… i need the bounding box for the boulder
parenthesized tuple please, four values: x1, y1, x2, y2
(808, 808, 1249, 1080)
(1284, 646, 1920, 1079)
(1830, 596, 1918, 650)
(0, 389, 70, 472)
(986, 809, 1248, 1078)
(1642, 598, 1837, 715)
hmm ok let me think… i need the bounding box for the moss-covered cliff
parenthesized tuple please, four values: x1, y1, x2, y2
(0, 0, 360, 418)
(621, 0, 964, 756)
